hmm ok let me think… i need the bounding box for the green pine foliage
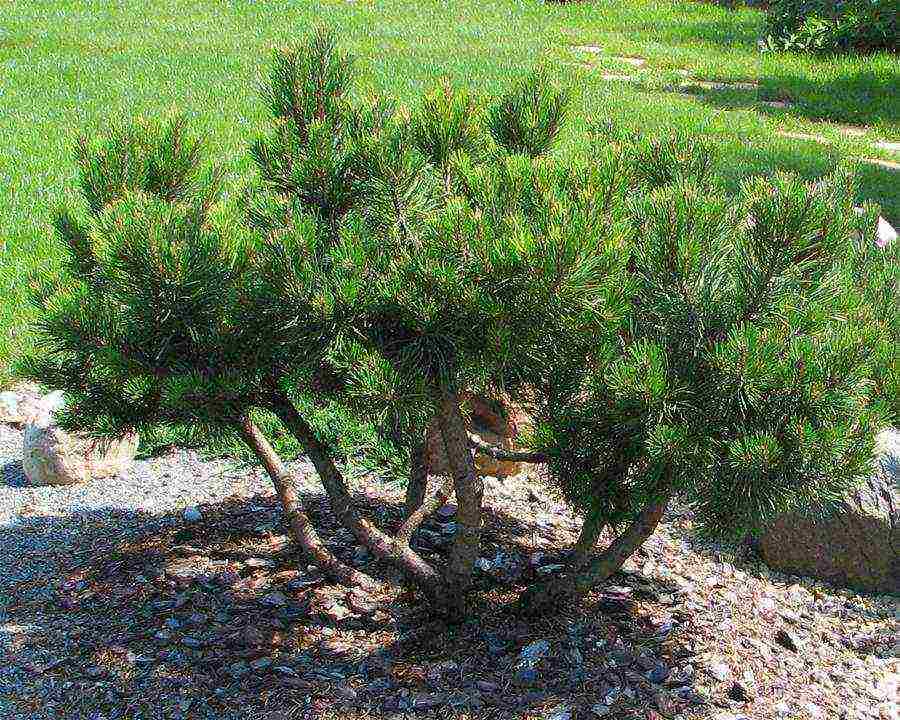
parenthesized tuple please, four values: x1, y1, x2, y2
(21, 27, 896, 615)
(21, 116, 254, 441)
(486, 67, 567, 158)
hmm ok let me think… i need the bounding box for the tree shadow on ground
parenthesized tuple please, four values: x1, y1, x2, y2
(2, 459, 25, 487)
(649, 15, 763, 53)
(681, 63, 900, 129)
(1, 485, 712, 720)
(758, 67, 900, 128)
(4, 468, 891, 720)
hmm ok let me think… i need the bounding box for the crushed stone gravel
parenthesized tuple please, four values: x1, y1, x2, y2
(1, 419, 897, 720)
(0, 421, 313, 719)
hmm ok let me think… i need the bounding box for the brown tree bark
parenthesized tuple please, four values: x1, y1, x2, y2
(434, 391, 484, 619)
(236, 415, 383, 593)
(404, 440, 428, 518)
(467, 436, 548, 464)
(568, 458, 629, 568)
(269, 393, 444, 594)
(518, 490, 672, 614)
(397, 476, 454, 544)
(569, 511, 606, 569)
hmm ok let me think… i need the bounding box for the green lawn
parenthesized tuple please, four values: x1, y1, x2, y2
(1, 0, 897, 385)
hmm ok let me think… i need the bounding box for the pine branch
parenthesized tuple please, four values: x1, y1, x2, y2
(467, 435, 548, 464)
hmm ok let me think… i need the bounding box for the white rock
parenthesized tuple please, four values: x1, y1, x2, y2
(876, 216, 897, 248)
(852, 207, 896, 248)
(519, 639, 550, 665)
(41, 390, 67, 417)
(22, 392, 138, 486)
(708, 660, 730, 682)
(475, 557, 493, 572)
(547, 705, 573, 720)
(0, 391, 20, 423)
(803, 702, 824, 719)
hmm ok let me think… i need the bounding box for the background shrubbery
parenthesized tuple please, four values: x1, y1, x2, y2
(764, 0, 899, 54)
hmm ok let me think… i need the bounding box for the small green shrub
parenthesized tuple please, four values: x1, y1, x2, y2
(764, 0, 899, 54)
(22, 28, 896, 620)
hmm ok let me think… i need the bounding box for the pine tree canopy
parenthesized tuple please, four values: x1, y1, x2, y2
(21, 26, 898, 616)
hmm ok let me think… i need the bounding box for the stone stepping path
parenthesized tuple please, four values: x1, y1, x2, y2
(570, 45, 647, 68)
(563, 42, 899, 174)
(833, 125, 867, 138)
(599, 72, 641, 83)
(682, 79, 758, 92)
(777, 131, 900, 171)
(778, 131, 831, 144)
(875, 140, 900, 153)
(778, 129, 898, 149)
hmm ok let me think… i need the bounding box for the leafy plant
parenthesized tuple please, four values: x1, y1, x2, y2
(764, 0, 899, 54)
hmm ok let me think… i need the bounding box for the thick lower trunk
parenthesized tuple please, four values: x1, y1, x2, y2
(270, 393, 444, 593)
(519, 491, 672, 614)
(404, 441, 428, 518)
(435, 391, 484, 619)
(569, 511, 606, 570)
(568, 458, 628, 569)
(237, 415, 383, 593)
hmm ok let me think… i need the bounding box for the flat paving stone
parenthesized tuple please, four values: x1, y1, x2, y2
(683, 80, 758, 91)
(777, 132, 900, 170)
(875, 140, 900, 153)
(778, 131, 827, 144)
(571, 44, 602, 54)
(834, 124, 867, 138)
(862, 157, 900, 171)
(569, 46, 646, 69)
(600, 73, 639, 82)
(612, 55, 646, 67)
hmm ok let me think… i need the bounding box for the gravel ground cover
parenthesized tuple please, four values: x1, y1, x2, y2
(0, 418, 897, 720)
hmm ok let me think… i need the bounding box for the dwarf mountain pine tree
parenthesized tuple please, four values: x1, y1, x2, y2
(23, 28, 894, 618)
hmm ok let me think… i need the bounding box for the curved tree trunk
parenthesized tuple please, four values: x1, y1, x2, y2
(519, 490, 672, 614)
(270, 393, 445, 594)
(237, 415, 383, 593)
(397, 476, 454, 545)
(434, 391, 484, 619)
(405, 440, 428, 518)
(568, 458, 628, 569)
(569, 511, 606, 570)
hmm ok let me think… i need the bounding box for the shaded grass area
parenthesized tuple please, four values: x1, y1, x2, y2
(760, 52, 900, 131)
(0, 0, 897, 387)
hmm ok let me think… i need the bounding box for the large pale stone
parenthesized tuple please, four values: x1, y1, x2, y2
(759, 428, 899, 594)
(21, 392, 138, 486)
(425, 394, 531, 479)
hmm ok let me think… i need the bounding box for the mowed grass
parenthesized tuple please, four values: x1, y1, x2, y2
(1, 0, 898, 385)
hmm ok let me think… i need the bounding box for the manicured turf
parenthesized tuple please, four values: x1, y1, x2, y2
(1, 0, 897, 384)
